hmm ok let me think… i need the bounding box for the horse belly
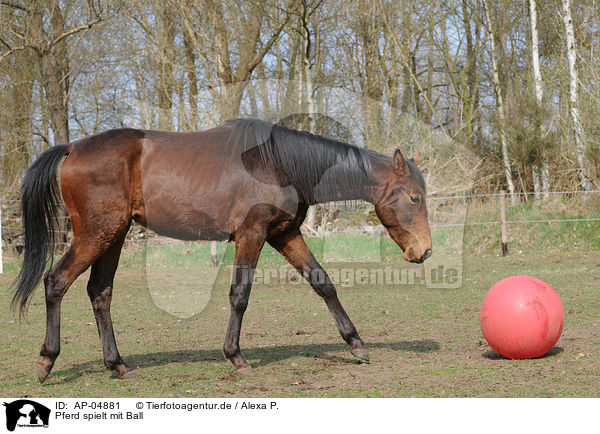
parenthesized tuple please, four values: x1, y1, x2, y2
(139, 178, 233, 241)
(141, 207, 230, 241)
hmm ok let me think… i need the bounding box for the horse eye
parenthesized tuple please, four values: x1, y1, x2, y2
(410, 195, 420, 204)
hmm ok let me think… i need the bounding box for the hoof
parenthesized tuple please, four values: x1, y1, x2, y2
(351, 347, 370, 363)
(235, 366, 254, 375)
(119, 370, 138, 380)
(36, 362, 51, 383)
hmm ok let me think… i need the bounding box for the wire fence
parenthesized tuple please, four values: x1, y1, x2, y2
(427, 189, 600, 201)
(1, 189, 598, 205)
(1, 189, 599, 250)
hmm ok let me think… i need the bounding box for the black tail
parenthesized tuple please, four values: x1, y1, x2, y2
(12, 145, 70, 316)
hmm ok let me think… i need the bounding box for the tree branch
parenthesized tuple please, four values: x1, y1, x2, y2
(46, 17, 104, 53)
(0, 0, 27, 12)
(205, 0, 233, 84)
(379, 0, 449, 140)
(2, 13, 104, 62)
(0, 44, 27, 62)
(240, 7, 293, 82)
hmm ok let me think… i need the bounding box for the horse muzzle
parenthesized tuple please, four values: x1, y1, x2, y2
(404, 247, 432, 263)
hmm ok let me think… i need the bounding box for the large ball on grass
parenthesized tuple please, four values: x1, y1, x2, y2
(480, 275, 564, 359)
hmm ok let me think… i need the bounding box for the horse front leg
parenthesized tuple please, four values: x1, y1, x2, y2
(268, 230, 369, 362)
(223, 230, 265, 374)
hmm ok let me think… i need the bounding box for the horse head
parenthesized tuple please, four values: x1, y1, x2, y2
(373, 149, 432, 263)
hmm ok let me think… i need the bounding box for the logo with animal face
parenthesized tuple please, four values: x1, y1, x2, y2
(3, 400, 50, 431)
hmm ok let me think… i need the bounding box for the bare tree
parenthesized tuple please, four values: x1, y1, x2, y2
(528, 0, 550, 200)
(182, 1, 199, 131)
(484, 0, 516, 203)
(156, 0, 176, 130)
(3, 0, 600, 206)
(356, 0, 384, 151)
(434, 0, 484, 146)
(204, 0, 294, 120)
(0, 39, 34, 189)
(297, 0, 322, 229)
(1, 1, 105, 144)
(562, 0, 593, 192)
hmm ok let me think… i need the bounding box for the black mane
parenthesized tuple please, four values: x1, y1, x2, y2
(224, 118, 374, 204)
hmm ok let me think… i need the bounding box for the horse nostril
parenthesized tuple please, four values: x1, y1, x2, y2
(423, 249, 432, 260)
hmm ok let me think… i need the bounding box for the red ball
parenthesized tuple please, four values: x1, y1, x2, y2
(480, 275, 564, 359)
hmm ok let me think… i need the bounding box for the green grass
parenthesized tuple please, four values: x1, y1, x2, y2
(463, 196, 600, 254)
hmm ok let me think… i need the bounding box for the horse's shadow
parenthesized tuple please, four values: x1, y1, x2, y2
(49, 339, 440, 384)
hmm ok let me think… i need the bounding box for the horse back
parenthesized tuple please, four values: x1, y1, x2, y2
(60, 126, 303, 241)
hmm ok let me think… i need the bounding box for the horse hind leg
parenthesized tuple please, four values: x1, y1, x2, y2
(86, 233, 136, 379)
(268, 230, 370, 363)
(37, 239, 110, 383)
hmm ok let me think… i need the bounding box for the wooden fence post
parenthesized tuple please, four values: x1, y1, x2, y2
(500, 190, 508, 256)
(211, 240, 219, 267)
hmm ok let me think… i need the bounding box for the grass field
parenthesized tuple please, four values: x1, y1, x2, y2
(1, 221, 599, 397)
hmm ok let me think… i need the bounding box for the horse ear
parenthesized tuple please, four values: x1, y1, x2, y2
(393, 149, 409, 176)
(412, 154, 420, 166)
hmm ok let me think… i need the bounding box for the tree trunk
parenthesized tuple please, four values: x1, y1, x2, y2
(205, 0, 291, 121)
(2, 49, 34, 189)
(31, 0, 70, 145)
(562, 0, 593, 192)
(399, 4, 414, 116)
(425, 24, 434, 125)
(462, 0, 482, 149)
(541, 164, 550, 198)
(182, 9, 199, 131)
(30, 0, 72, 246)
(157, 0, 176, 130)
(461, 0, 476, 143)
(358, 0, 383, 152)
(528, 0, 550, 200)
(529, 0, 543, 104)
(301, 10, 316, 134)
(532, 165, 541, 200)
(301, 1, 317, 230)
(484, 0, 516, 203)
(283, 30, 302, 118)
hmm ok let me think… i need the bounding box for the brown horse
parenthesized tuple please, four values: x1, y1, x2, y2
(13, 118, 432, 382)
